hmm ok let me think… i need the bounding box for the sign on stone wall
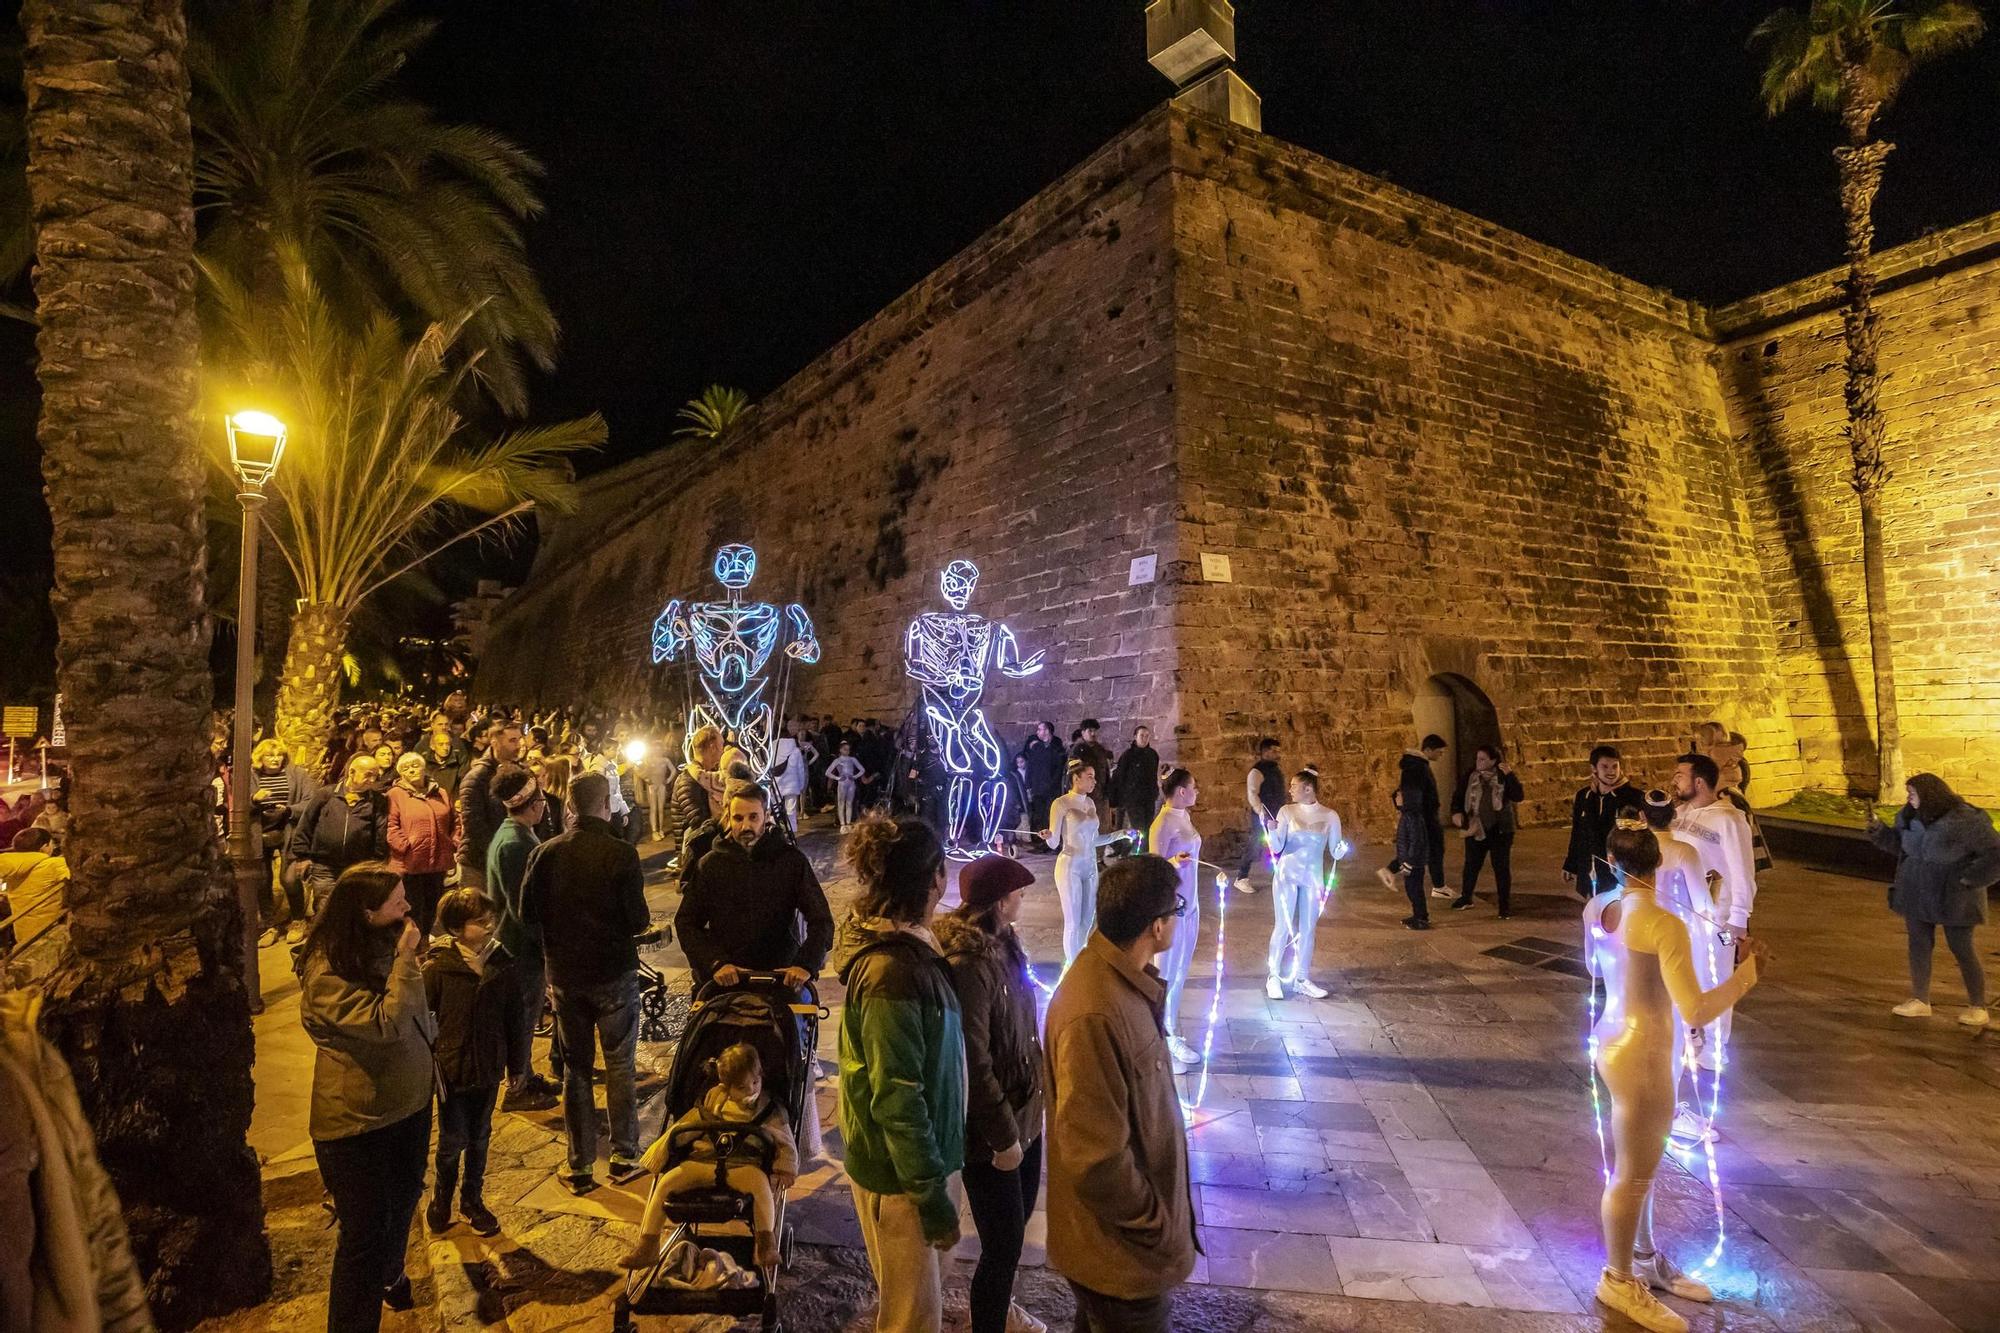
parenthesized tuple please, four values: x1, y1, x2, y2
(1199, 552, 1232, 583)
(1128, 555, 1157, 585)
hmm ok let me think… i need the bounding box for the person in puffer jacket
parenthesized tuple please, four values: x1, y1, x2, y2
(1870, 772, 2000, 1028)
(289, 755, 390, 918)
(422, 888, 514, 1238)
(833, 815, 965, 1333)
(937, 855, 1045, 1333)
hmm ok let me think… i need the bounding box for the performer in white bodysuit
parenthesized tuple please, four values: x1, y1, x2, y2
(1592, 826, 1763, 1333)
(1149, 767, 1203, 1071)
(1671, 753, 1756, 1072)
(1265, 769, 1341, 1001)
(1044, 760, 1130, 966)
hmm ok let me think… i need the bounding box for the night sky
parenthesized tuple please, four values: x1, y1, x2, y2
(3, 0, 1998, 694)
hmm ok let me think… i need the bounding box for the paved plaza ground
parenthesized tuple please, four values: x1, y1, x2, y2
(199, 821, 2000, 1332)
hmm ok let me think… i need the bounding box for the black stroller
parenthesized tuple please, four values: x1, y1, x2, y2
(612, 972, 824, 1332)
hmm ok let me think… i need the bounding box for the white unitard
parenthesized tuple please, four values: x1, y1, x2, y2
(825, 755, 864, 826)
(1267, 801, 1340, 983)
(1149, 804, 1202, 1040)
(1671, 802, 1754, 1067)
(1050, 791, 1120, 966)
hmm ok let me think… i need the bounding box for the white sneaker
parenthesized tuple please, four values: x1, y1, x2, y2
(1374, 867, 1399, 891)
(1892, 998, 1934, 1018)
(1958, 1007, 1990, 1027)
(1634, 1251, 1713, 1303)
(1165, 1034, 1201, 1071)
(1005, 1303, 1049, 1333)
(1595, 1267, 1688, 1333)
(1669, 1103, 1713, 1143)
(1430, 884, 1454, 899)
(1265, 976, 1286, 1001)
(1234, 877, 1257, 894)
(1294, 978, 1329, 999)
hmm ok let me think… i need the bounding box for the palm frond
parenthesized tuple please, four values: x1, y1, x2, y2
(1753, 0, 1986, 115)
(201, 258, 598, 620)
(675, 385, 752, 441)
(189, 0, 556, 415)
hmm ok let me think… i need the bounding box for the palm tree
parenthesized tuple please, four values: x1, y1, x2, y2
(188, 0, 558, 414)
(208, 259, 603, 761)
(676, 383, 751, 441)
(19, 0, 270, 1323)
(1751, 0, 1984, 796)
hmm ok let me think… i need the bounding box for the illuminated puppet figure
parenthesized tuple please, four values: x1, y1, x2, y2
(652, 543, 819, 781)
(904, 559, 1045, 857)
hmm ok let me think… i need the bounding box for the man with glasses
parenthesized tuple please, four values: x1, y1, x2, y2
(489, 767, 558, 1111)
(1044, 855, 1196, 1333)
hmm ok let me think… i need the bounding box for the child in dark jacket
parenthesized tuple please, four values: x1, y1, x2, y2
(423, 887, 515, 1235)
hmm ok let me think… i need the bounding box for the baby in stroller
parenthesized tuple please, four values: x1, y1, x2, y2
(622, 1041, 798, 1272)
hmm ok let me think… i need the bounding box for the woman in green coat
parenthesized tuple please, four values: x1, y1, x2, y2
(832, 815, 965, 1333)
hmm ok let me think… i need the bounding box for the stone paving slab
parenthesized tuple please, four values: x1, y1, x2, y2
(202, 822, 2000, 1330)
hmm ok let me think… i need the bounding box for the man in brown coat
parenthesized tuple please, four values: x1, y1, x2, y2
(1043, 854, 1196, 1331)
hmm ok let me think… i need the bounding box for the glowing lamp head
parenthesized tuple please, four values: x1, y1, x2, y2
(940, 559, 980, 610)
(713, 543, 757, 590)
(622, 738, 649, 766)
(226, 410, 288, 489)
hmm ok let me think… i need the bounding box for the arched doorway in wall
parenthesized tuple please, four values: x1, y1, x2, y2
(1412, 673, 1503, 796)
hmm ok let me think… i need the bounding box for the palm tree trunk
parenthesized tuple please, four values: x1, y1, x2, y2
(20, 0, 270, 1324)
(1834, 68, 1904, 797)
(275, 599, 350, 769)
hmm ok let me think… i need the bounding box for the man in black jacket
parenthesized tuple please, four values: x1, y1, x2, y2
(1563, 744, 1644, 900)
(1110, 725, 1162, 845)
(1021, 721, 1067, 851)
(1068, 719, 1115, 825)
(676, 783, 834, 991)
(456, 717, 524, 889)
(520, 770, 651, 1192)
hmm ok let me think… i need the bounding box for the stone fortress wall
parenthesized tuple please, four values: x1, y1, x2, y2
(476, 114, 1190, 764)
(479, 105, 2000, 840)
(1712, 213, 2000, 808)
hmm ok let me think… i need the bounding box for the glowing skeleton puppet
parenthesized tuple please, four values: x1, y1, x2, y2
(903, 559, 1045, 857)
(652, 543, 820, 781)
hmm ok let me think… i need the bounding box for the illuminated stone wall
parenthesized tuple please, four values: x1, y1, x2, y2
(478, 116, 1186, 755)
(1162, 115, 1801, 837)
(482, 104, 1999, 840)
(1715, 216, 2000, 807)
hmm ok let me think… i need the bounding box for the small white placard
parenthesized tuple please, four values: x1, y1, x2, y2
(1127, 555, 1157, 586)
(1199, 552, 1233, 583)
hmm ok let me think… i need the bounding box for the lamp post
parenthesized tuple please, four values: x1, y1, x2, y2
(226, 410, 286, 1015)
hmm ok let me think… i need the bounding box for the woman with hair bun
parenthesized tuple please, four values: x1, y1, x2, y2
(1265, 767, 1340, 1002)
(831, 815, 967, 1332)
(1149, 767, 1204, 1072)
(1043, 759, 1129, 967)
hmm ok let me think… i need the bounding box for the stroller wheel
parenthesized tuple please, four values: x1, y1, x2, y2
(761, 1290, 781, 1330)
(610, 1295, 634, 1332)
(780, 1224, 795, 1268)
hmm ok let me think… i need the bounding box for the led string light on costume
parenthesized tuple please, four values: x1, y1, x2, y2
(1177, 862, 1233, 1113)
(1588, 854, 1733, 1273)
(1583, 890, 1618, 1189)
(902, 559, 1045, 859)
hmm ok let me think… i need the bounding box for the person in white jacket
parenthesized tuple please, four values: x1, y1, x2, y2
(1671, 753, 1756, 1073)
(771, 724, 815, 833)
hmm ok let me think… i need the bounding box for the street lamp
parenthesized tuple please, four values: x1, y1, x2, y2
(226, 410, 286, 1015)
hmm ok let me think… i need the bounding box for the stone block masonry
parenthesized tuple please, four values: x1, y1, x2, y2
(478, 110, 1189, 762)
(1715, 213, 2000, 808)
(1164, 115, 1800, 838)
(480, 103, 2000, 842)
